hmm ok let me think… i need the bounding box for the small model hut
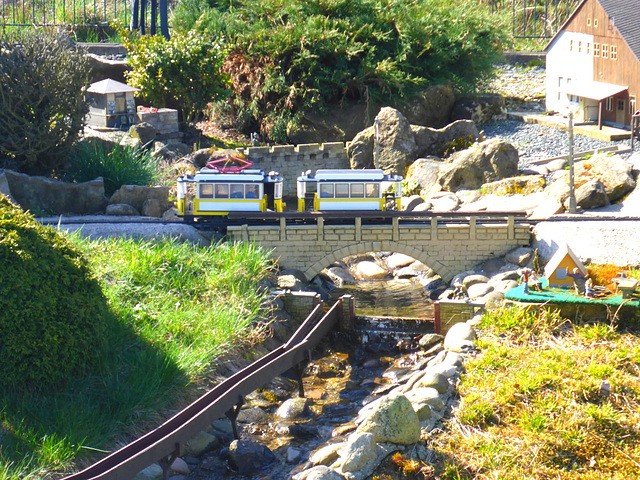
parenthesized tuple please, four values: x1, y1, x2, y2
(85, 79, 139, 129)
(544, 243, 587, 288)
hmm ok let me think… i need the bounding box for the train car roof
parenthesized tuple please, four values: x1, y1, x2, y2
(313, 169, 385, 181)
(193, 168, 282, 182)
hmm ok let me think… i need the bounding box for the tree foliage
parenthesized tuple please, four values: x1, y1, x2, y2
(0, 31, 90, 174)
(172, 0, 509, 141)
(118, 25, 230, 122)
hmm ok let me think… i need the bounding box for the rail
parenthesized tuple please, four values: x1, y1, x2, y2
(62, 298, 346, 480)
(225, 210, 528, 222)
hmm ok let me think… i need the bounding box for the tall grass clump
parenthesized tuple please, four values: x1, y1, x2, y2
(172, 0, 509, 142)
(433, 307, 640, 479)
(0, 233, 273, 479)
(65, 140, 160, 195)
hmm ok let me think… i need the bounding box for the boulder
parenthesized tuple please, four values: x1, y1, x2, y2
(141, 198, 166, 217)
(462, 275, 490, 289)
(134, 464, 163, 480)
(325, 266, 357, 287)
(404, 156, 443, 198)
(372, 107, 417, 175)
(412, 370, 449, 394)
(294, 465, 344, 480)
(467, 283, 494, 299)
(480, 175, 545, 196)
(411, 120, 480, 158)
(228, 440, 276, 475)
(402, 195, 430, 212)
(309, 443, 343, 466)
(128, 122, 157, 146)
(438, 139, 519, 191)
(355, 261, 388, 280)
(505, 247, 533, 267)
(1, 169, 108, 215)
(428, 192, 460, 211)
(186, 431, 218, 456)
(490, 279, 519, 294)
(451, 94, 507, 125)
(153, 141, 192, 161)
(566, 179, 610, 210)
(399, 84, 456, 127)
(546, 159, 567, 172)
(482, 290, 505, 310)
(276, 398, 311, 419)
(386, 253, 416, 269)
(106, 203, 140, 216)
(403, 387, 445, 412)
(339, 432, 378, 473)
(109, 185, 172, 213)
(0, 172, 16, 203)
(356, 393, 421, 444)
(347, 127, 375, 170)
(184, 148, 241, 169)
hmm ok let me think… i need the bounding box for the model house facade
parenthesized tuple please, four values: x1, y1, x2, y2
(546, 0, 640, 128)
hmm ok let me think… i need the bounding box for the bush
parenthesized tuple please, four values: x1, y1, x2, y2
(173, 0, 509, 141)
(0, 195, 110, 389)
(118, 24, 230, 122)
(66, 140, 161, 195)
(0, 31, 90, 174)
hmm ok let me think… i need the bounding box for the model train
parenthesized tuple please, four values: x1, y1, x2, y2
(176, 155, 403, 222)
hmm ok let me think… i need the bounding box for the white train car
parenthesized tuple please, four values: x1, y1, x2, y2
(177, 166, 283, 221)
(297, 169, 402, 212)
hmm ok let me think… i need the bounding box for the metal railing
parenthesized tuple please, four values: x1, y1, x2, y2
(62, 298, 346, 480)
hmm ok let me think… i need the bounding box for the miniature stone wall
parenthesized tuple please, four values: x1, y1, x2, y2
(435, 300, 484, 334)
(280, 291, 322, 321)
(238, 143, 350, 198)
(136, 108, 179, 136)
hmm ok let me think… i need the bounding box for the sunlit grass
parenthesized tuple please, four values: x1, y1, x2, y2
(0, 236, 273, 479)
(434, 306, 640, 479)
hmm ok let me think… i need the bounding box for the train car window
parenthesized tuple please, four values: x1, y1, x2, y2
(200, 184, 214, 199)
(274, 183, 283, 199)
(320, 183, 334, 198)
(365, 183, 380, 198)
(215, 184, 229, 199)
(350, 183, 364, 198)
(230, 184, 244, 198)
(335, 183, 349, 198)
(246, 184, 259, 199)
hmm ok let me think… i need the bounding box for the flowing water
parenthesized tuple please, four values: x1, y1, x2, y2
(328, 278, 434, 318)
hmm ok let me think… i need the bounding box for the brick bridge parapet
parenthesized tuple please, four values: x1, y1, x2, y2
(226, 214, 531, 282)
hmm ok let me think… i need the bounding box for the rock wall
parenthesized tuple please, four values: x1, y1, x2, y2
(237, 143, 350, 198)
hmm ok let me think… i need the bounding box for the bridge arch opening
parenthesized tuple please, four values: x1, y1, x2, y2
(302, 241, 455, 284)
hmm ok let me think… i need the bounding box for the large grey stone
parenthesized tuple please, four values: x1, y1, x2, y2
(404, 157, 443, 199)
(400, 84, 456, 128)
(106, 203, 140, 216)
(293, 466, 344, 480)
(356, 393, 421, 444)
(437, 139, 519, 192)
(504, 247, 533, 267)
(276, 397, 311, 420)
(403, 387, 445, 412)
(325, 266, 357, 287)
(228, 440, 276, 475)
(355, 261, 388, 280)
(402, 194, 430, 212)
(412, 119, 480, 158)
(451, 94, 507, 125)
(373, 107, 418, 176)
(412, 370, 449, 394)
(462, 274, 490, 289)
(339, 432, 378, 472)
(0, 172, 16, 203)
(347, 127, 375, 170)
(444, 322, 476, 348)
(466, 283, 494, 299)
(1, 169, 107, 215)
(309, 443, 343, 466)
(567, 179, 610, 210)
(109, 185, 172, 213)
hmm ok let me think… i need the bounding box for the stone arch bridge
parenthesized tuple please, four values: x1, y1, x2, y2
(225, 212, 531, 282)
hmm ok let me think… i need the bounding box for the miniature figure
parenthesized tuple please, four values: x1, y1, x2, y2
(567, 267, 588, 295)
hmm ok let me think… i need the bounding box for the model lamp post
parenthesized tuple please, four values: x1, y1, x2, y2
(86, 79, 139, 129)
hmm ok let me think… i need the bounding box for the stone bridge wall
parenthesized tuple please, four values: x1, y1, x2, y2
(237, 143, 350, 198)
(227, 218, 531, 282)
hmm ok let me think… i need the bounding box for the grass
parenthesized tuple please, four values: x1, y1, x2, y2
(0, 235, 273, 479)
(432, 306, 640, 479)
(65, 141, 162, 195)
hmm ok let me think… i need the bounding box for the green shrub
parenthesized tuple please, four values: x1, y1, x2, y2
(65, 140, 160, 195)
(117, 24, 230, 122)
(173, 0, 509, 141)
(0, 195, 110, 389)
(0, 31, 90, 174)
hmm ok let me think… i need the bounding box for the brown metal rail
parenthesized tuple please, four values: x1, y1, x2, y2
(226, 210, 528, 222)
(63, 299, 344, 480)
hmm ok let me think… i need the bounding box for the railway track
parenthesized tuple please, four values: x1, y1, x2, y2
(63, 298, 348, 480)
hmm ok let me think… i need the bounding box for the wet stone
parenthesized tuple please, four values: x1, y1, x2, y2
(237, 407, 270, 424)
(228, 440, 276, 475)
(276, 397, 311, 420)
